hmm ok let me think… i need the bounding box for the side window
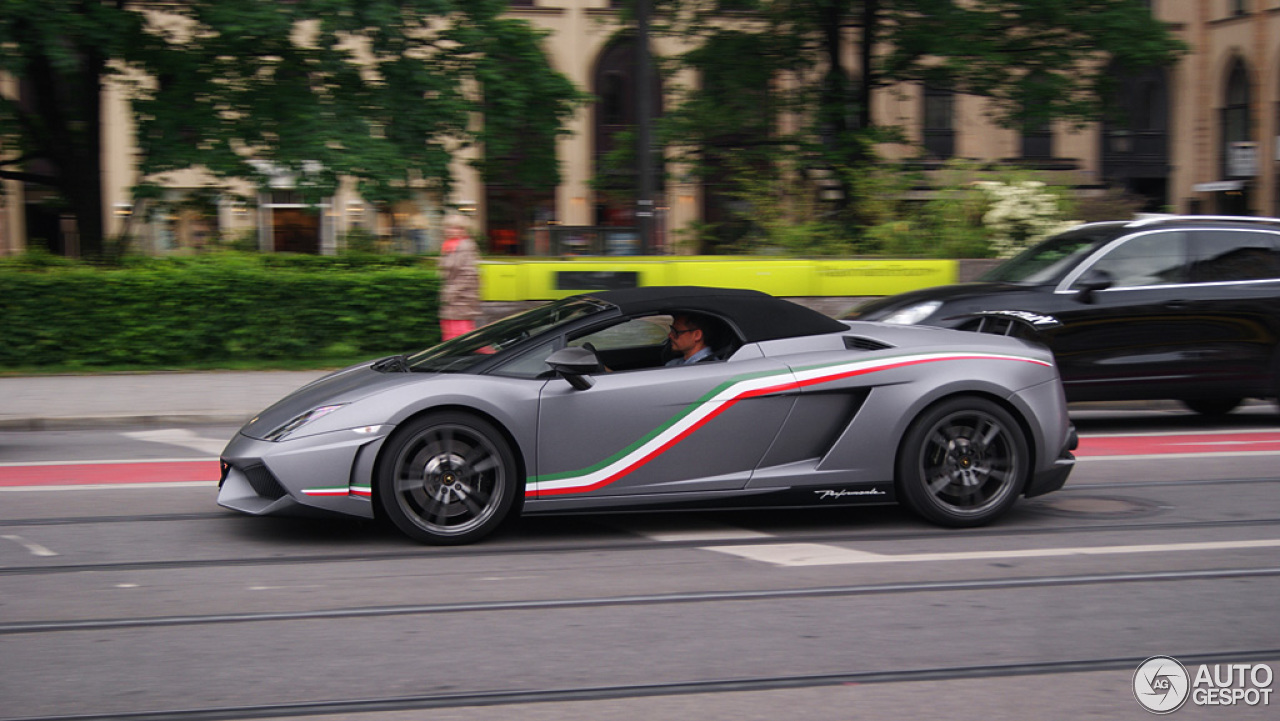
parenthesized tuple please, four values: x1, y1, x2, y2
(490, 339, 560, 379)
(1188, 230, 1280, 283)
(1084, 231, 1187, 288)
(570, 315, 671, 351)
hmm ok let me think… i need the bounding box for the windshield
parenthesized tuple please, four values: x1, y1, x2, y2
(981, 226, 1122, 284)
(405, 297, 611, 373)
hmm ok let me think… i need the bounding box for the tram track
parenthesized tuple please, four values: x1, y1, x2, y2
(3, 649, 1278, 721)
(4, 564, 1280, 636)
(5, 513, 1280, 577)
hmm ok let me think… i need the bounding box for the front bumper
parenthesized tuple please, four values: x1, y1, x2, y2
(217, 427, 391, 520)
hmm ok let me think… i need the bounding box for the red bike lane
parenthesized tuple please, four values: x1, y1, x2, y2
(1074, 430, 1280, 458)
(0, 460, 219, 488)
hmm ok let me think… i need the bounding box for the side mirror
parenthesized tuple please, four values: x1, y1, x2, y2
(546, 346, 599, 390)
(1074, 268, 1114, 304)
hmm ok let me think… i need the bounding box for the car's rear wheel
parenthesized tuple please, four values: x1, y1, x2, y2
(1181, 397, 1242, 417)
(896, 397, 1029, 527)
(377, 412, 519, 545)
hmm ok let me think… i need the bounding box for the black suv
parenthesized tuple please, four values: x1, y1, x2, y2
(847, 216, 1280, 415)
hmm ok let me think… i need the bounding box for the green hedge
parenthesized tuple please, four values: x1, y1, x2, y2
(0, 254, 441, 370)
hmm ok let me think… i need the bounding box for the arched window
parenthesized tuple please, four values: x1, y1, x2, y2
(1222, 58, 1252, 179)
(593, 38, 663, 229)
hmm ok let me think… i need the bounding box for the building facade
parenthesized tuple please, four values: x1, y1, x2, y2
(2, 1, 1278, 257)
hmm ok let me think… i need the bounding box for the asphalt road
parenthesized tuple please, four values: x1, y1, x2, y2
(1, 404, 1279, 721)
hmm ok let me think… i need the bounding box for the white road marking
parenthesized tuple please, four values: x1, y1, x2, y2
(706, 538, 1280, 567)
(623, 520, 773, 543)
(1, 535, 59, 557)
(122, 429, 227, 455)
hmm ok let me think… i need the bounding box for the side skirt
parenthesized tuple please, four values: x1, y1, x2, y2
(523, 483, 896, 515)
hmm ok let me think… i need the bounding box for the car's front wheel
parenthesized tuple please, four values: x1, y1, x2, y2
(377, 412, 519, 545)
(896, 397, 1029, 527)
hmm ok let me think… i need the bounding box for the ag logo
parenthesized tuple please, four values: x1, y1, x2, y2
(1134, 656, 1190, 714)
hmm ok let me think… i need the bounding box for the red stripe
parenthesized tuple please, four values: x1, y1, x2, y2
(534, 357, 1030, 497)
(537, 394, 753, 497)
(793, 355, 1038, 390)
(0, 461, 219, 487)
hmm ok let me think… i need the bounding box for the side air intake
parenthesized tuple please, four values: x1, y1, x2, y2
(844, 336, 894, 352)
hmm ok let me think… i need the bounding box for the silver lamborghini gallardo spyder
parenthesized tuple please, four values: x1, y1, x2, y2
(219, 287, 1076, 544)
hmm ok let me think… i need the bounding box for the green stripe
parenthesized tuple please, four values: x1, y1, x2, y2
(527, 351, 1017, 485)
(529, 367, 789, 483)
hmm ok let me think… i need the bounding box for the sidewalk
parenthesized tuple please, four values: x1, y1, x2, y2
(0, 371, 328, 431)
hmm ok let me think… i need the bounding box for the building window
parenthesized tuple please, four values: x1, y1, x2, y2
(593, 37, 663, 229)
(1021, 120, 1052, 160)
(1222, 59, 1252, 178)
(922, 85, 955, 160)
(601, 72, 627, 126)
(1019, 71, 1053, 160)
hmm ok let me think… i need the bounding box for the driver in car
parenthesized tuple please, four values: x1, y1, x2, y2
(666, 313, 715, 365)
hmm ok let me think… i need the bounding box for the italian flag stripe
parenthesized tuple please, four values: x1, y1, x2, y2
(302, 485, 372, 498)
(526, 351, 1049, 497)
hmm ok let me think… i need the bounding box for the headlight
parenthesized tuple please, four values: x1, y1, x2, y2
(264, 404, 347, 441)
(881, 300, 942, 325)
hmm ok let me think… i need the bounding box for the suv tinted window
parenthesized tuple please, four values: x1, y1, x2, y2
(982, 226, 1119, 284)
(1188, 230, 1280, 283)
(1083, 230, 1187, 288)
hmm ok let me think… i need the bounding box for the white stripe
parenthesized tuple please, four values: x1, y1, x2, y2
(532, 352, 1043, 494)
(122, 429, 227, 455)
(790, 351, 1047, 385)
(2, 535, 59, 557)
(622, 519, 773, 543)
(531, 395, 744, 493)
(706, 539, 1280, 567)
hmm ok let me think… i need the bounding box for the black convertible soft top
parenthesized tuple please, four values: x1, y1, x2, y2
(587, 286, 848, 343)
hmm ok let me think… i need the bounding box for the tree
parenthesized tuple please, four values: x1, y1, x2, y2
(465, 16, 590, 247)
(0, 0, 581, 257)
(650, 0, 1186, 249)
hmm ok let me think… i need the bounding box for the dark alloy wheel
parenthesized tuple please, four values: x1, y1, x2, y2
(377, 412, 519, 545)
(896, 397, 1029, 527)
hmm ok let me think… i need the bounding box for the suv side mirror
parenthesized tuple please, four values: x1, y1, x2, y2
(546, 346, 599, 390)
(1074, 268, 1114, 303)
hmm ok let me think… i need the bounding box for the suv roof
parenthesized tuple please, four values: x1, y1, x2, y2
(1120, 214, 1280, 230)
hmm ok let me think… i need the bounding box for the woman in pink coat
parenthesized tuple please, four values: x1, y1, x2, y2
(437, 213, 481, 341)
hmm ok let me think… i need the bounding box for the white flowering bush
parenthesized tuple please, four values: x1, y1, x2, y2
(974, 180, 1074, 258)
